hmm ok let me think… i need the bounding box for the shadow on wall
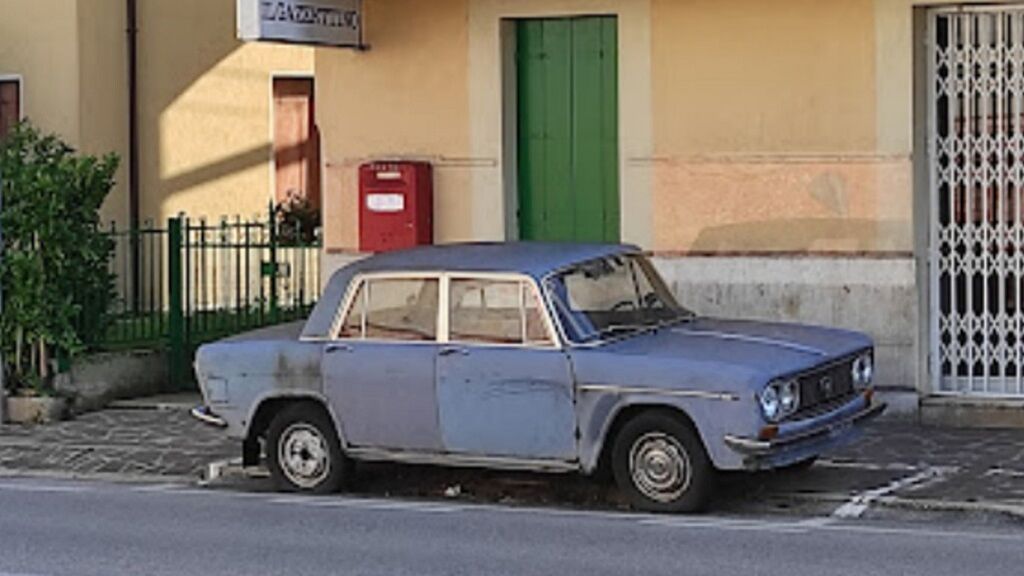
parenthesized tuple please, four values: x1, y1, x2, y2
(688, 218, 911, 254)
(141, 0, 307, 222)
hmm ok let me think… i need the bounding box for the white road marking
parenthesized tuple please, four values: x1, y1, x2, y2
(3, 476, 1022, 544)
(641, 516, 814, 534)
(984, 468, 1024, 479)
(642, 515, 1024, 542)
(132, 483, 189, 493)
(270, 495, 459, 514)
(831, 467, 954, 519)
(817, 459, 919, 473)
(0, 482, 92, 494)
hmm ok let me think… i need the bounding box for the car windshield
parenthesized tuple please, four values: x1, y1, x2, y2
(545, 254, 694, 344)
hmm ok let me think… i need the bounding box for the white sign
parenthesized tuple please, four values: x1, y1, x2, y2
(366, 193, 405, 213)
(237, 0, 363, 48)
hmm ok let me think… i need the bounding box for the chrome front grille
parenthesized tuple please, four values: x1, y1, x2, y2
(796, 360, 855, 417)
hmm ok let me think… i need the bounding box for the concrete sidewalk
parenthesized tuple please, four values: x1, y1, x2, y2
(1, 402, 1023, 519)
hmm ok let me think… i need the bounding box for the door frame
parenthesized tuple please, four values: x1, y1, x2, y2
(510, 16, 621, 244)
(269, 72, 320, 210)
(0, 74, 25, 128)
(470, 0, 653, 246)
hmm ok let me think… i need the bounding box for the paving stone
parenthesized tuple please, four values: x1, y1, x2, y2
(0, 408, 235, 479)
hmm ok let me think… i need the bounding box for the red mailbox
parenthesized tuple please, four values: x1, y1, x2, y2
(359, 161, 433, 252)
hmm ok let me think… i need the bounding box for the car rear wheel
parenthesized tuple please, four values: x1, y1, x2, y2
(267, 403, 348, 494)
(612, 411, 714, 513)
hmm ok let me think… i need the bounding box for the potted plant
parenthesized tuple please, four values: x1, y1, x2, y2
(1, 122, 118, 424)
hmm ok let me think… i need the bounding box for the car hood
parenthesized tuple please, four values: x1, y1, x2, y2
(570, 317, 872, 394)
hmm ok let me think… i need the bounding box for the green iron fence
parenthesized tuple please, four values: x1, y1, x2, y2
(93, 210, 321, 389)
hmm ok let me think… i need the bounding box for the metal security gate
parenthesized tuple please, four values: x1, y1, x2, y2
(929, 6, 1024, 396)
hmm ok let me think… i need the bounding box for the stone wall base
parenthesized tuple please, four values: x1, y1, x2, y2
(55, 349, 168, 414)
(921, 397, 1024, 429)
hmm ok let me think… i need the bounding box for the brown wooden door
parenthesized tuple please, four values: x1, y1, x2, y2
(273, 78, 321, 211)
(0, 80, 20, 140)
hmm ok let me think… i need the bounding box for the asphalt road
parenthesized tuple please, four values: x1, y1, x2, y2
(0, 478, 1021, 576)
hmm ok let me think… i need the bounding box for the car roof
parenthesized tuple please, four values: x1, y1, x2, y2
(302, 242, 640, 339)
(346, 242, 639, 278)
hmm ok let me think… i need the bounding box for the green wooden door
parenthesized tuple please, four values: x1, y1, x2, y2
(517, 17, 619, 243)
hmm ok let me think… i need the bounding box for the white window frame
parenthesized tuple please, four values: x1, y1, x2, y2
(330, 271, 444, 345)
(329, 271, 562, 349)
(445, 272, 560, 350)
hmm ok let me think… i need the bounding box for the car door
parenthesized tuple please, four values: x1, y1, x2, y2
(322, 274, 444, 452)
(435, 275, 577, 461)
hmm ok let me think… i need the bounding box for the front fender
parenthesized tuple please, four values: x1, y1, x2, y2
(576, 387, 760, 473)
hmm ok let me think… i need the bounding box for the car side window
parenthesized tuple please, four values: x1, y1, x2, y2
(337, 278, 439, 342)
(449, 278, 553, 346)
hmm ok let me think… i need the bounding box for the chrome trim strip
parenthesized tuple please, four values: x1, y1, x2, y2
(345, 448, 578, 473)
(577, 384, 740, 402)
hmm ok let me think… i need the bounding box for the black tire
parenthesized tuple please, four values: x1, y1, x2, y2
(611, 410, 715, 513)
(266, 403, 348, 494)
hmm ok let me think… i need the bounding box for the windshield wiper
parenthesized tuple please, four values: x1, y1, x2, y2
(593, 323, 657, 340)
(594, 315, 697, 340)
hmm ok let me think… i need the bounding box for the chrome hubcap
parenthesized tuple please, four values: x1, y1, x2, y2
(629, 432, 691, 503)
(278, 423, 330, 489)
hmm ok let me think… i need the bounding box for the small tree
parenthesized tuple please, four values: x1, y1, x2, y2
(0, 122, 118, 395)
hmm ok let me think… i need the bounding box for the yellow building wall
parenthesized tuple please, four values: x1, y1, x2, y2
(650, 0, 911, 254)
(0, 0, 81, 145)
(137, 0, 314, 224)
(313, 0, 925, 255)
(77, 0, 130, 227)
(317, 0, 471, 251)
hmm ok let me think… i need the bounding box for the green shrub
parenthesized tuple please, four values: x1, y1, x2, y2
(0, 122, 119, 394)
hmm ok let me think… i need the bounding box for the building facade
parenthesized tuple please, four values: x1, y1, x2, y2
(0, 0, 317, 227)
(313, 0, 1024, 419)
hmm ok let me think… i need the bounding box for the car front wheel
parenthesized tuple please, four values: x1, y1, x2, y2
(612, 411, 714, 513)
(267, 403, 348, 494)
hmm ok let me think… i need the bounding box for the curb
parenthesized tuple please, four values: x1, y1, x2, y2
(0, 467, 197, 486)
(774, 490, 1024, 522)
(105, 401, 193, 412)
(874, 495, 1024, 521)
(4, 463, 1023, 523)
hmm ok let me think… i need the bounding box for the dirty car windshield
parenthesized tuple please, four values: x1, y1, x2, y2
(545, 254, 693, 344)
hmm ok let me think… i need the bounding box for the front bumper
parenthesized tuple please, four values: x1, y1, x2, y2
(723, 395, 886, 470)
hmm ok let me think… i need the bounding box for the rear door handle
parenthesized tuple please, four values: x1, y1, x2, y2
(325, 343, 353, 354)
(439, 346, 468, 357)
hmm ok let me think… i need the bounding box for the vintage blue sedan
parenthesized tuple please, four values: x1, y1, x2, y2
(192, 243, 884, 512)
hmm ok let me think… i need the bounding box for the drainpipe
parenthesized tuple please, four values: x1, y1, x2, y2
(127, 0, 140, 310)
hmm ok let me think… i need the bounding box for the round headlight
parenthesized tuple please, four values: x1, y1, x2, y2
(852, 353, 874, 388)
(759, 384, 781, 422)
(779, 380, 800, 415)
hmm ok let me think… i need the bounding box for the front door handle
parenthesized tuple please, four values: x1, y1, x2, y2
(325, 343, 353, 354)
(439, 346, 468, 357)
